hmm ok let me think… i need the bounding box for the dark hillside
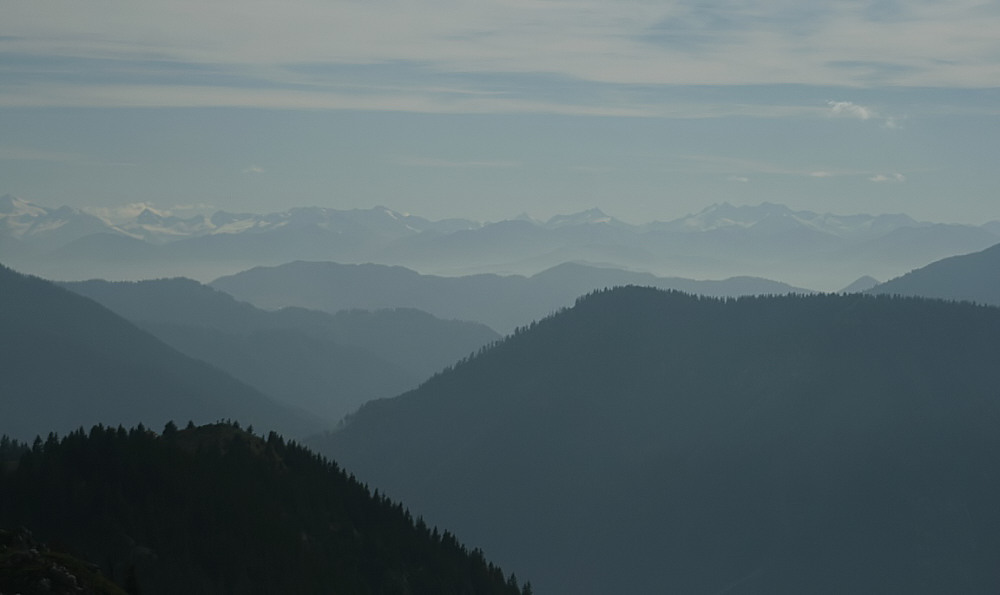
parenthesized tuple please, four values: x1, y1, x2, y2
(0, 527, 127, 595)
(0, 423, 530, 595)
(0, 265, 319, 441)
(318, 287, 1000, 594)
(869, 241, 1000, 305)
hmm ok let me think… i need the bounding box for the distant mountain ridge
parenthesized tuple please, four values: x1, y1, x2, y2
(4, 194, 998, 289)
(210, 260, 808, 334)
(840, 275, 880, 293)
(61, 277, 500, 424)
(0, 194, 480, 246)
(0, 264, 321, 441)
(868, 241, 1000, 306)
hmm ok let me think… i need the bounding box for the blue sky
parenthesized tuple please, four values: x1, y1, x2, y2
(2, 0, 999, 224)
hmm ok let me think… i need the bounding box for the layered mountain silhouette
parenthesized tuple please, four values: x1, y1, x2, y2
(839, 274, 880, 293)
(211, 260, 807, 334)
(62, 277, 499, 424)
(316, 287, 1000, 594)
(0, 264, 320, 441)
(869, 241, 1000, 306)
(5, 194, 998, 290)
(0, 422, 531, 595)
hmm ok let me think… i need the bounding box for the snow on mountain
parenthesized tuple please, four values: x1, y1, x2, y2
(544, 208, 631, 229)
(654, 201, 923, 242)
(0, 194, 48, 218)
(117, 208, 218, 242)
(2, 196, 947, 250)
(3, 195, 996, 291)
(664, 202, 797, 232)
(0, 195, 125, 249)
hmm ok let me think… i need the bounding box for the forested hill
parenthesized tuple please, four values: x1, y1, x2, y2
(0, 423, 531, 595)
(1, 527, 127, 595)
(318, 287, 1000, 594)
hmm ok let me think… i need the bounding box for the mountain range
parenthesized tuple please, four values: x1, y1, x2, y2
(0, 264, 321, 442)
(315, 287, 1000, 594)
(868, 241, 1000, 306)
(4, 194, 998, 290)
(210, 260, 808, 334)
(61, 277, 499, 425)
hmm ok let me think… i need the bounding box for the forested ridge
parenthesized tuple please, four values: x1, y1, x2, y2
(0, 422, 531, 595)
(320, 287, 1000, 594)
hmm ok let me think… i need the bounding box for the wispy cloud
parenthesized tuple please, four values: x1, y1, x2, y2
(828, 101, 876, 121)
(882, 116, 903, 129)
(827, 100, 902, 128)
(679, 154, 807, 177)
(569, 165, 615, 174)
(0, 81, 826, 120)
(0, 145, 82, 161)
(680, 155, 908, 183)
(242, 165, 265, 174)
(398, 157, 520, 168)
(2, 0, 998, 116)
(869, 172, 906, 183)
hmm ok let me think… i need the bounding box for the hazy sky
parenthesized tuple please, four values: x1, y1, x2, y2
(2, 0, 999, 224)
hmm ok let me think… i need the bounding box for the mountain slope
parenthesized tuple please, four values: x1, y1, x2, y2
(869, 241, 1000, 306)
(0, 265, 321, 441)
(61, 278, 498, 424)
(0, 527, 126, 595)
(62, 276, 498, 378)
(840, 275, 880, 293)
(138, 324, 418, 426)
(212, 260, 807, 334)
(315, 288, 1000, 594)
(0, 423, 531, 595)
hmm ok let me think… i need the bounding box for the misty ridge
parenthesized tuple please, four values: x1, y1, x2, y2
(4, 194, 1000, 593)
(4, 194, 1000, 291)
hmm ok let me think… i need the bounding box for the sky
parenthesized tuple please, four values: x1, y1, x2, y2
(1, 0, 999, 225)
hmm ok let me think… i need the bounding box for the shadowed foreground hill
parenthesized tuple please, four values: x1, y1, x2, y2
(316, 287, 1000, 594)
(0, 264, 320, 441)
(0, 423, 531, 595)
(0, 527, 127, 595)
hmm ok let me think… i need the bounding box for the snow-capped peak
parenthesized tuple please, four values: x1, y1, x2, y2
(0, 194, 48, 218)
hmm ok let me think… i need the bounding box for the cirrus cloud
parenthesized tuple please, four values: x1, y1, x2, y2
(2, 0, 999, 119)
(869, 173, 906, 183)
